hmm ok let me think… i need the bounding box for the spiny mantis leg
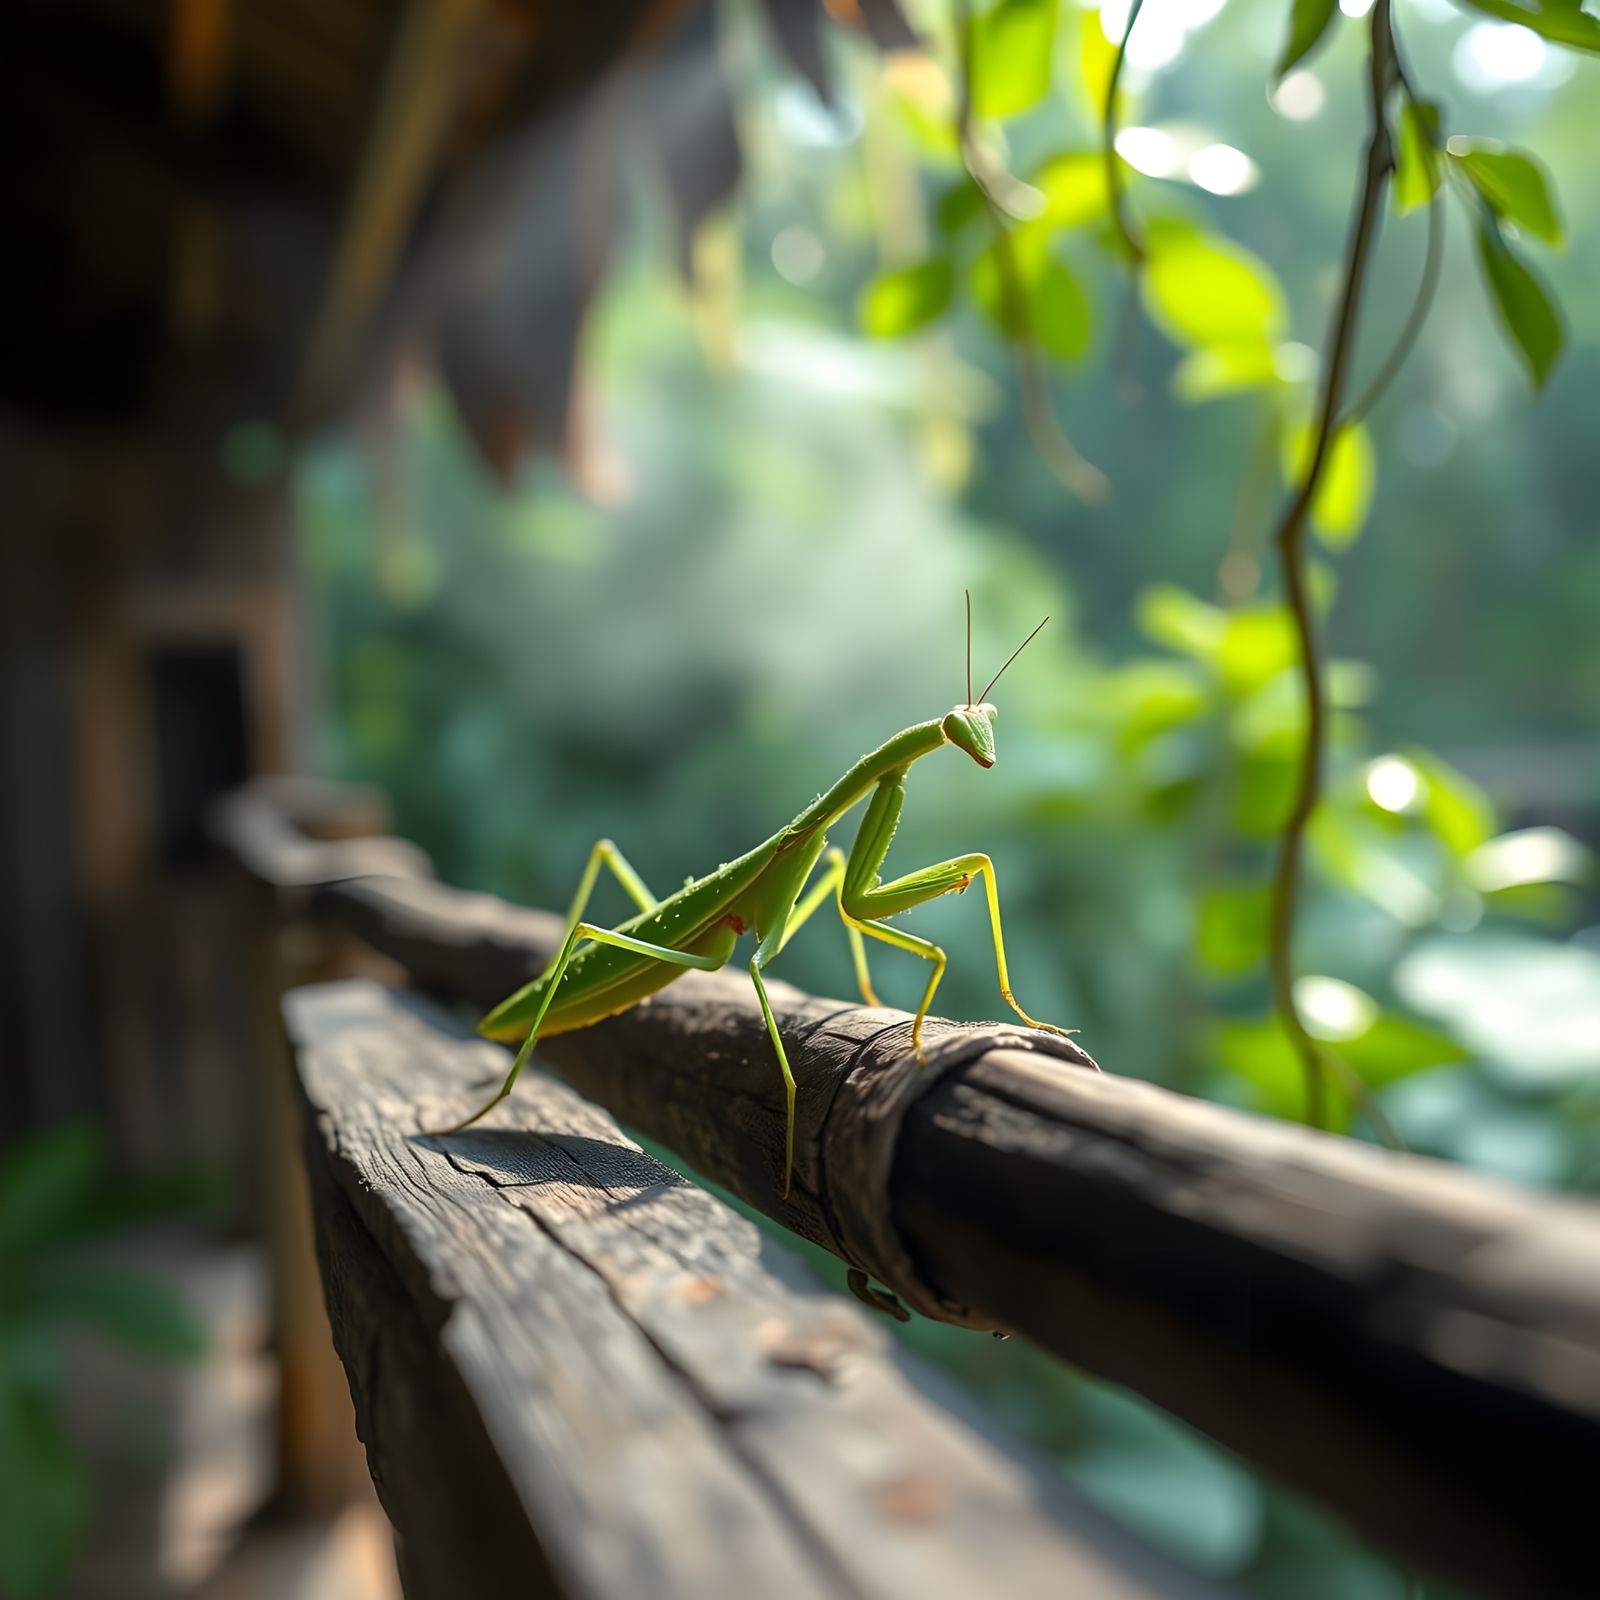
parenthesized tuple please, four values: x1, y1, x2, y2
(840, 771, 1073, 1056)
(749, 917, 802, 1200)
(428, 920, 726, 1137)
(542, 838, 658, 978)
(753, 845, 885, 1198)
(778, 846, 879, 1006)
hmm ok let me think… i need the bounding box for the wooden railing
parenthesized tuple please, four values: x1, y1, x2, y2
(216, 779, 1600, 1599)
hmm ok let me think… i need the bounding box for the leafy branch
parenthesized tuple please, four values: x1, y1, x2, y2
(1346, 186, 1442, 425)
(952, 0, 1109, 503)
(1266, 0, 1398, 1132)
(1102, 0, 1147, 268)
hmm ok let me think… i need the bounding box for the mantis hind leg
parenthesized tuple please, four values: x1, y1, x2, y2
(778, 846, 878, 1006)
(430, 921, 728, 1137)
(543, 839, 658, 978)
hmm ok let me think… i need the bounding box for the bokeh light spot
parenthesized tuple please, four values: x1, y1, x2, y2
(1115, 126, 1181, 178)
(771, 227, 825, 286)
(1269, 70, 1325, 121)
(1366, 756, 1421, 814)
(1188, 143, 1258, 195)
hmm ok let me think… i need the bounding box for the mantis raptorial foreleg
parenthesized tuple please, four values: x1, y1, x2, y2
(429, 919, 729, 1137)
(844, 914, 946, 1046)
(779, 846, 879, 1006)
(840, 772, 1072, 1055)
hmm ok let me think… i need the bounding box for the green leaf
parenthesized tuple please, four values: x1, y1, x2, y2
(1474, 219, 1562, 389)
(936, 180, 985, 235)
(1394, 101, 1441, 217)
(1299, 981, 1471, 1089)
(1030, 151, 1113, 229)
(1214, 1017, 1350, 1128)
(1232, 750, 1299, 840)
(1107, 661, 1210, 750)
(1219, 607, 1297, 697)
(1283, 421, 1375, 547)
(0, 1382, 88, 1600)
(970, 0, 1058, 120)
(1277, 0, 1340, 76)
(1481, 882, 1574, 925)
(1230, 673, 1302, 755)
(1142, 232, 1285, 354)
(1406, 749, 1496, 857)
(859, 259, 954, 338)
(1336, 1014, 1464, 1088)
(971, 243, 1092, 364)
(1449, 142, 1563, 245)
(1172, 344, 1284, 403)
(0, 1125, 101, 1258)
(885, 63, 961, 162)
(1398, 933, 1600, 1090)
(1196, 884, 1271, 976)
(1310, 809, 1441, 926)
(1216, 996, 1458, 1128)
(1314, 425, 1374, 541)
(1030, 260, 1092, 363)
(1078, 2, 1120, 118)
(1136, 584, 1227, 661)
(1307, 558, 1339, 617)
(37, 1270, 206, 1361)
(1466, 826, 1595, 892)
(1328, 659, 1379, 708)
(1448, 0, 1600, 55)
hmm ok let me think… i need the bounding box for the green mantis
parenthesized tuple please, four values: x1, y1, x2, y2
(432, 597, 1075, 1195)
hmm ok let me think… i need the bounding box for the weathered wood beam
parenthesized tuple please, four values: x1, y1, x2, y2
(287, 979, 1213, 1600)
(213, 781, 1600, 1596)
(309, 870, 1600, 1599)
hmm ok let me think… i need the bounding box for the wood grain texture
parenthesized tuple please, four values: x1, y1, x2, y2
(286, 979, 1212, 1600)
(306, 871, 1600, 1598)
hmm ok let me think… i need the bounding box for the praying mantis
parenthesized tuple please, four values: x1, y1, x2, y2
(431, 597, 1077, 1195)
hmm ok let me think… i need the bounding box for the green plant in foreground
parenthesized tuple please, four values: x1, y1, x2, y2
(0, 1125, 208, 1600)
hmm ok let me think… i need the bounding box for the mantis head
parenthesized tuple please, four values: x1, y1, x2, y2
(943, 703, 999, 767)
(943, 594, 1049, 769)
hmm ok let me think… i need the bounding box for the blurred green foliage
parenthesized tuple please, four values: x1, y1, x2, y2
(297, 0, 1599, 1589)
(0, 1126, 208, 1599)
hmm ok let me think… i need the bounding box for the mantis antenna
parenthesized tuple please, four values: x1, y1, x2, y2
(965, 589, 973, 707)
(978, 614, 1050, 704)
